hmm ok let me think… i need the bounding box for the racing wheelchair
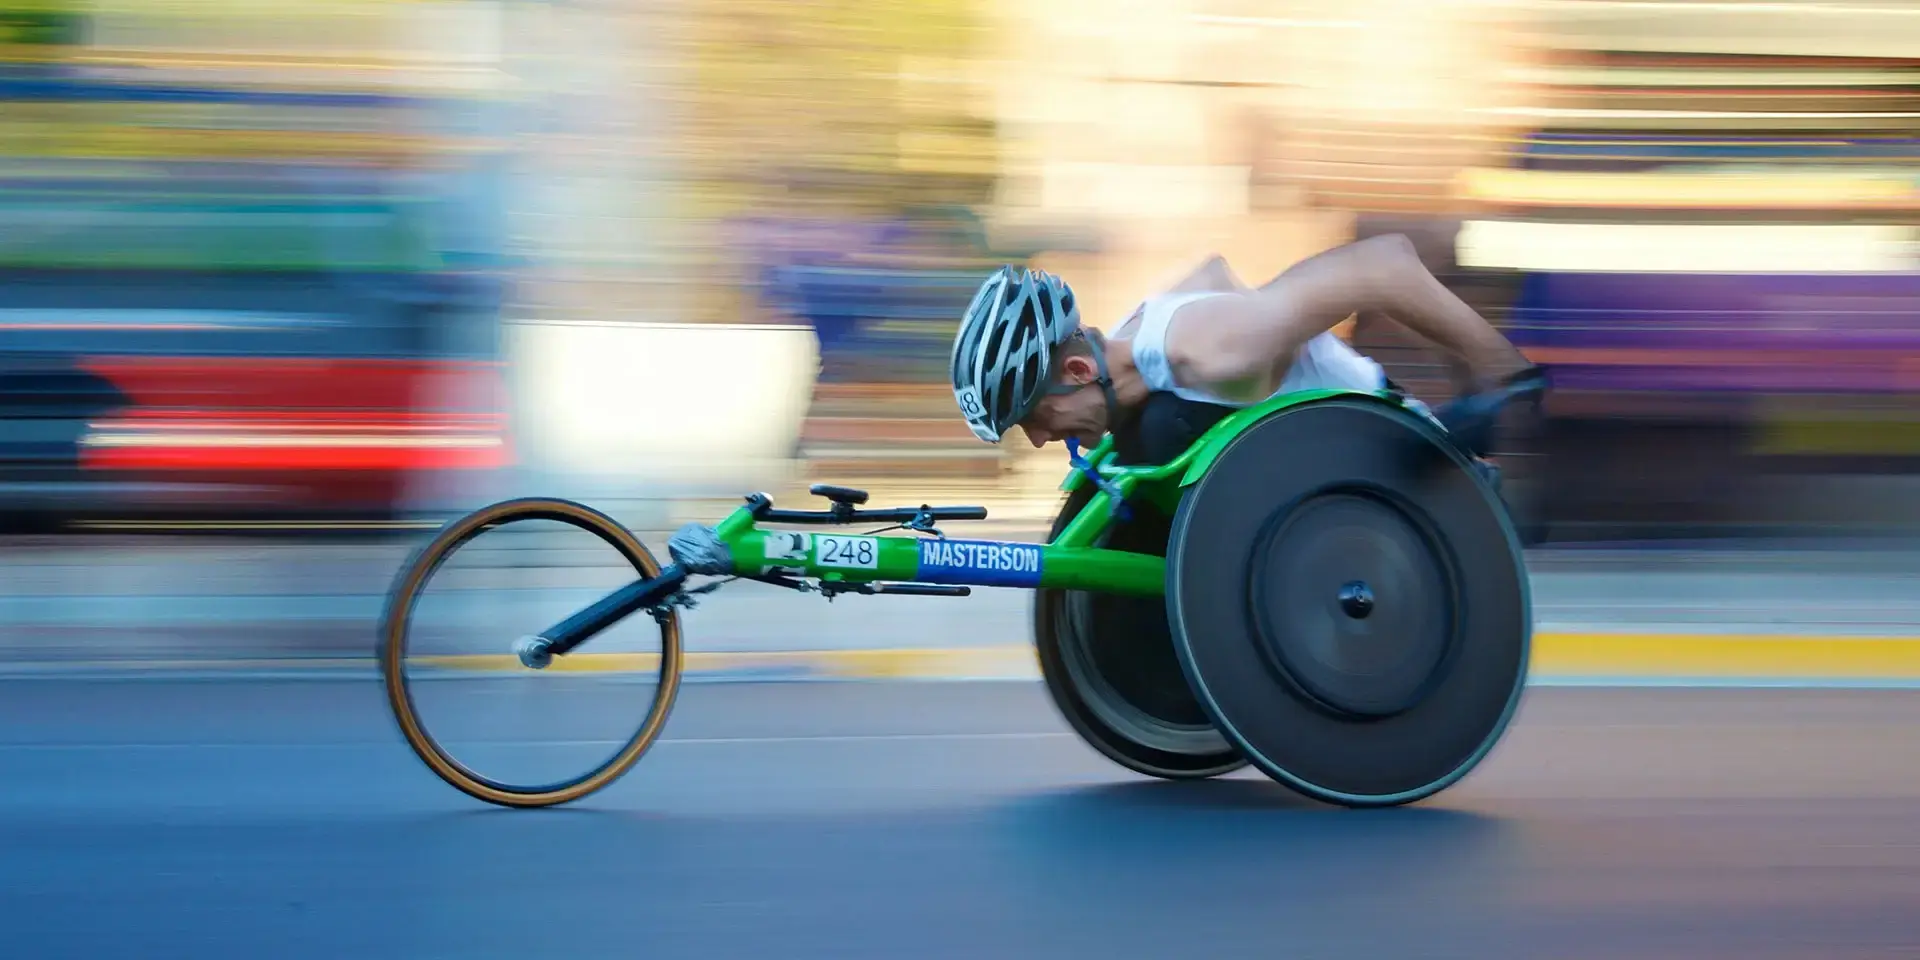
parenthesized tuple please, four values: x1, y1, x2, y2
(378, 372, 1548, 809)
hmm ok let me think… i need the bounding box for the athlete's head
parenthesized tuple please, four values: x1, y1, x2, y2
(949, 265, 1117, 448)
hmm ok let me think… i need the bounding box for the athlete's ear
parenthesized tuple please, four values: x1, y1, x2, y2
(1060, 353, 1099, 384)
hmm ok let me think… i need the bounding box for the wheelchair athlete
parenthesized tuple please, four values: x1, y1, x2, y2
(948, 236, 1547, 473)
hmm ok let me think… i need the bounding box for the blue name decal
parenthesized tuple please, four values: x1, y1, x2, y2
(915, 538, 1044, 587)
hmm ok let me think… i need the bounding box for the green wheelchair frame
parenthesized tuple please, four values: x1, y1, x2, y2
(665, 388, 1386, 599)
(378, 385, 1520, 808)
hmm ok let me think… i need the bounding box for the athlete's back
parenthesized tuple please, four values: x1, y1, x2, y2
(1114, 291, 1386, 406)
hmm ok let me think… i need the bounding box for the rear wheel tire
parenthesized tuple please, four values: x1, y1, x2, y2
(1033, 483, 1246, 780)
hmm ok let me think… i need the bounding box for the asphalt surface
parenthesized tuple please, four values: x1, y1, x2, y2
(4, 536, 1920, 665)
(2, 677, 1916, 959)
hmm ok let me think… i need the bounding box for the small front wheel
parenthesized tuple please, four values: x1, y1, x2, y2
(378, 497, 684, 807)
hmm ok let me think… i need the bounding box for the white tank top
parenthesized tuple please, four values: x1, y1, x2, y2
(1119, 291, 1386, 406)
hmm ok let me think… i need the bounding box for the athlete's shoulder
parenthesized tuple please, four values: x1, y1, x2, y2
(1142, 289, 1237, 327)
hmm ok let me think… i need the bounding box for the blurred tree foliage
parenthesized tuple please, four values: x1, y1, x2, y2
(677, 0, 1007, 324)
(683, 0, 999, 221)
(0, 0, 85, 56)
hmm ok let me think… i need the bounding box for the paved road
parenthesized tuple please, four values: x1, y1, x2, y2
(3, 536, 1920, 664)
(2, 677, 1916, 959)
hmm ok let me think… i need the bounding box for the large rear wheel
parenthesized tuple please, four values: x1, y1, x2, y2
(1167, 397, 1530, 806)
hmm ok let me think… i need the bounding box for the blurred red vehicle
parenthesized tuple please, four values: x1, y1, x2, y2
(0, 266, 512, 532)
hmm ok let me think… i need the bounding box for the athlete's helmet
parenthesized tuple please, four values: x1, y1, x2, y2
(949, 265, 1081, 442)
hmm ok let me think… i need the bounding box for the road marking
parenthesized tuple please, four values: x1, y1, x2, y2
(4, 633, 1920, 685)
(1531, 632, 1920, 679)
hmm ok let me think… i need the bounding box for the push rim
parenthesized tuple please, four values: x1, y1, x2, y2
(378, 497, 684, 808)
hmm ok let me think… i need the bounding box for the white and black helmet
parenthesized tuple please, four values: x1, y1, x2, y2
(950, 265, 1087, 442)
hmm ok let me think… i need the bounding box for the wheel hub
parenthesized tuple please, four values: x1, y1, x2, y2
(1248, 490, 1454, 719)
(1338, 580, 1375, 619)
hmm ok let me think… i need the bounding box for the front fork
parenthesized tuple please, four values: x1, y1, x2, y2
(513, 565, 692, 668)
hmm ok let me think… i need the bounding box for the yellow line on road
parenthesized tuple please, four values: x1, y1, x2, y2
(1531, 632, 1920, 679)
(410, 633, 1920, 680)
(16, 633, 1920, 681)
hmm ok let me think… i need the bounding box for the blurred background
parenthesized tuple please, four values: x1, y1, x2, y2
(5, 6, 1918, 950)
(4, 0, 1920, 547)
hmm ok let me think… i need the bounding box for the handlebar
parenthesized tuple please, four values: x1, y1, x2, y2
(755, 504, 990, 525)
(744, 492, 988, 526)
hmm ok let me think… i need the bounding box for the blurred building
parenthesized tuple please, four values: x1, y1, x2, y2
(679, 0, 1020, 487)
(11, 0, 1915, 539)
(963, 0, 1528, 502)
(0, 0, 515, 531)
(971, 0, 1920, 538)
(1452, 0, 1920, 538)
(694, 0, 1529, 498)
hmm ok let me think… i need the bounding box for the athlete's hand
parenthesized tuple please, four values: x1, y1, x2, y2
(1434, 364, 1550, 460)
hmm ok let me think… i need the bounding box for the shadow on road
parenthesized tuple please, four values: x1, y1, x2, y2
(985, 776, 1519, 866)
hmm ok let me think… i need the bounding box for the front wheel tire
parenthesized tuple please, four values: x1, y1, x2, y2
(378, 497, 685, 807)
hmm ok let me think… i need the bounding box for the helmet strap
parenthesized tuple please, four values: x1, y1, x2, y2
(1079, 327, 1124, 433)
(1021, 326, 1126, 438)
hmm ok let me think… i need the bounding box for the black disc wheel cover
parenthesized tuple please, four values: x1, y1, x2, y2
(1166, 397, 1530, 805)
(1248, 488, 1454, 719)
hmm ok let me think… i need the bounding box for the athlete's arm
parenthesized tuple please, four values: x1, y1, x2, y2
(1162, 234, 1528, 391)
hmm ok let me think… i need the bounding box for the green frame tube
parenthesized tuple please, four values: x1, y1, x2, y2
(706, 388, 1403, 599)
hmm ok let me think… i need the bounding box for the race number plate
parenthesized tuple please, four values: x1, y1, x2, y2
(814, 534, 880, 569)
(915, 538, 1043, 587)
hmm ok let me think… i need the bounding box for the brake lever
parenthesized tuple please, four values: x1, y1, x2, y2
(1066, 437, 1132, 523)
